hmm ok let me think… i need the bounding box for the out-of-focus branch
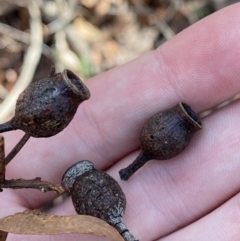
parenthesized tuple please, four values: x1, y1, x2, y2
(0, 2, 43, 123)
(0, 22, 52, 57)
(131, 0, 175, 40)
(45, 0, 78, 34)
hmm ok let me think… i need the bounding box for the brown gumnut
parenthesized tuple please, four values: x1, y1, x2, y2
(119, 102, 202, 181)
(62, 160, 139, 241)
(0, 66, 90, 137)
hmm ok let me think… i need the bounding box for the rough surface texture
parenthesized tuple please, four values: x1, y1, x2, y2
(71, 169, 126, 226)
(119, 102, 202, 180)
(62, 160, 94, 191)
(11, 68, 90, 137)
(140, 102, 202, 160)
(62, 160, 138, 240)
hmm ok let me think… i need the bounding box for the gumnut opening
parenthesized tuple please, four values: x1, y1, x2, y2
(62, 69, 90, 100)
(180, 102, 201, 129)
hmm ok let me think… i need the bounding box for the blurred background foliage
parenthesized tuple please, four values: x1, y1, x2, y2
(0, 0, 237, 121)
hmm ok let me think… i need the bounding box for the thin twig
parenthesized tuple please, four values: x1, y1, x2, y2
(0, 136, 5, 185)
(155, 19, 175, 40)
(0, 22, 52, 57)
(0, 230, 8, 241)
(0, 134, 64, 194)
(131, 0, 175, 40)
(4, 0, 42, 7)
(176, 0, 199, 24)
(46, 0, 78, 34)
(47, 12, 78, 35)
(0, 178, 64, 194)
(0, 1, 43, 123)
(5, 133, 30, 165)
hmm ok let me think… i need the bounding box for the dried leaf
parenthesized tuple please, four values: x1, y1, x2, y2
(0, 230, 7, 241)
(0, 209, 123, 241)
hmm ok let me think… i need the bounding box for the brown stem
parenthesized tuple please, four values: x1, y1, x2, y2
(115, 220, 139, 241)
(0, 178, 64, 194)
(0, 136, 5, 191)
(5, 133, 31, 165)
(119, 151, 151, 181)
(0, 230, 8, 241)
(0, 120, 14, 133)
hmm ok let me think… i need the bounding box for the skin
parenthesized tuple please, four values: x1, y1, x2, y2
(1, 3, 240, 240)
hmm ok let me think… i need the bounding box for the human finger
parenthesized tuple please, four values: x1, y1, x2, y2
(160, 192, 240, 241)
(3, 3, 240, 210)
(49, 98, 240, 240)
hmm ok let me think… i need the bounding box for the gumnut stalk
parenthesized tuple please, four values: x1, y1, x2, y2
(62, 160, 139, 241)
(119, 102, 202, 181)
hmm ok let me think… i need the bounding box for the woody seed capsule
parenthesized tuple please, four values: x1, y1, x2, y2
(62, 160, 139, 241)
(119, 102, 202, 180)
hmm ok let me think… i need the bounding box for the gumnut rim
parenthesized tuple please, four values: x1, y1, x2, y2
(180, 102, 202, 129)
(63, 69, 90, 100)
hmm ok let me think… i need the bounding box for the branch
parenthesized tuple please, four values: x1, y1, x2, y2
(0, 22, 52, 57)
(5, 134, 30, 165)
(0, 178, 64, 194)
(0, 1, 43, 123)
(0, 136, 5, 187)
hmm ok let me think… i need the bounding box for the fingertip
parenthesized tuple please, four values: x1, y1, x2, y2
(154, 3, 240, 111)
